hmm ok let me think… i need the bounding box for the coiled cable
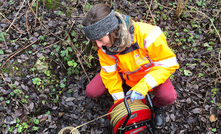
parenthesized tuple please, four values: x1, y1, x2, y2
(110, 99, 149, 128)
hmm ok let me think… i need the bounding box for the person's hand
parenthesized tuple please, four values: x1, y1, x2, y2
(127, 90, 144, 102)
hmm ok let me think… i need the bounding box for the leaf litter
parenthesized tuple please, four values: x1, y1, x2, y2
(0, 0, 220, 134)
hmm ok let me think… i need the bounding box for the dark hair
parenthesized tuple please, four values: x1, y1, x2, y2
(82, 3, 111, 26)
(82, 3, 119, 44)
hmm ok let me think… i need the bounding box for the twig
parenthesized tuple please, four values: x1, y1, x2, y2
(203, 91, 208, 108)
(176, 0, 188, 18)
(144, 0, 156, 24)
(27, 1, 63, 40)
(63, 20, 75, 40)
(0, 54, 10, 63)
(216, 120, 219, 128)
(1, 42, 25, 64)
(54, 51, 66, 70)
(62, 2, 80, 40)
(207, 68, 221, 76)
(69, 41, 90, 82)
(187, 7, 221, 82)
(0, 72, 6, 85)
(26, 9, 31, 35)
(167, 6, 175, 15)
(0, 12, 24, 34)
(6, 0, 26, 32)
(72, 43, 90, 66)
(0, 40, 38, 70)
(33, 0, 39, 31)
(81, 40, 90, 53)
(27, 0, 37, 35)
(219, 50, 221, 68)
(189, 91, 204, 101)
(0, 40, 37, 87)
(152, 1, 176, 17)
(18, 100, 29, 113)
(0, 111, 5, 126)
(200, 9, 220, 30)
(33, 40, 62, 55)
(188, 6, 221, 43)
(155, 2, 175, 10)
(71, 16, 85, 18)
(200, 78, 220, 89)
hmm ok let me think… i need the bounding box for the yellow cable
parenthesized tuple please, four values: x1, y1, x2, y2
(110, 99, 149, 128)
(67, 99, 149, 134)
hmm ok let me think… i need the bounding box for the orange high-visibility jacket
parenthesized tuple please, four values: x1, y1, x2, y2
(98, 22, 179, 101)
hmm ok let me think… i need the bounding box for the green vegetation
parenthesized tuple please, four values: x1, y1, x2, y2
(0, 32, 6, 42)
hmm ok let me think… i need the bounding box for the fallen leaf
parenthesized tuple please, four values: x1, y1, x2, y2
(192, 108, 201, 114)
(59, 112, 65, 117)
(209, 114, 216, 122)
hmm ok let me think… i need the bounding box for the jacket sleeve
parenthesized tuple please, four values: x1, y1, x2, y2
(97, 49, 125, 101)
(131, 25, 179, 96)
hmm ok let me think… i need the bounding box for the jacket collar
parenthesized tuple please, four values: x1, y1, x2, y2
(101, 42, 139, 55)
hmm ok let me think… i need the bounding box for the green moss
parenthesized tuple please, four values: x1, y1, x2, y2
(43, 0, 61, 10)
(2, 61, 30, 78)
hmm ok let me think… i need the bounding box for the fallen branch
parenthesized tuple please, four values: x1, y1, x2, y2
(33, 40, 62, 55)
(176, 0, 188, 18)
(62, 2, 79, 41)
(0, 40, 37, 87)
(0, 12, 24, 34)
(26, 9, 31, 35)
(219, 48, 221, 68)
(0, 40, 38, 70)
(0, 72, 6, 85)
(33, 0, 39, 31)
(187, 7, 221, 43)
(63, 20, 75, 40)
(26, 0, 37, 35)
(144, 0, 156, 24)
(27, 1, 63, 40)
(203, 91, 208, 108)
(69, 40, 90, 82)
(6, 0, 26, 32)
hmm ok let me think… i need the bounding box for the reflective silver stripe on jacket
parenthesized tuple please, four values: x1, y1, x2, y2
(153, 57, 178, 67)
(112, 92, 125, 101)
(102, 64, 117, 72)
(144, 26, 162, 49)
(144, 74, 158, 89)
(101, 47, 118, 72)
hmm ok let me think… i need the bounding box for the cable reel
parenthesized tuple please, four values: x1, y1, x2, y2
(58, 126, 80, 134)
(108, 94, 155, 134)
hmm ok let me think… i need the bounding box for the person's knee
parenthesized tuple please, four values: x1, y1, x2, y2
(163, 91, 177, 105)
(86, 86, 97, 98)
(86, 84, 108, 98)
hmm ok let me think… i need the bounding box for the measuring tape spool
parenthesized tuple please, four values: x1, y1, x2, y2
(58, 126, 80, 134)
(110, 99, 149, 128)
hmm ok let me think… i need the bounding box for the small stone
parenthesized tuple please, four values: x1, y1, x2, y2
(3, 89, 11, 95)
(186, 98, 191, 104)
(170, 114, 176, 121)
(66, 101, 74, 106)
(14, 81, 19, 86)
(4, 77, 11, 83)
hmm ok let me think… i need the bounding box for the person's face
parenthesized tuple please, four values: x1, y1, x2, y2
(95, 35, 112, 48)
